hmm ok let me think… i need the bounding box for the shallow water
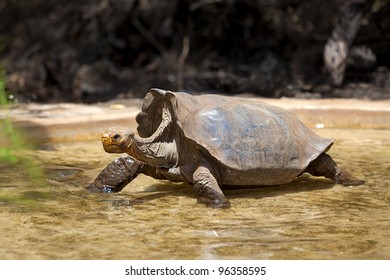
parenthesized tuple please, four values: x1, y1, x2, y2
(0, 128, 389, 260)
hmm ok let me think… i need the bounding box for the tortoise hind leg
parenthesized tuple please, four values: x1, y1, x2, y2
(304, 153, 364, 186)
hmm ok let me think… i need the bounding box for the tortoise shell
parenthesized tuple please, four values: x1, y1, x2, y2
(136, 89, 334, 185)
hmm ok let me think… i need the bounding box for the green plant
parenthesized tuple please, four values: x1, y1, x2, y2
(0, 68, 20, 163)
(0, 68, 44, 180)
(0, 68, 48, 210)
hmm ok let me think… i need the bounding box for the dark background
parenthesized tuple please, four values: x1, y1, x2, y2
(1, 0, 389, 103)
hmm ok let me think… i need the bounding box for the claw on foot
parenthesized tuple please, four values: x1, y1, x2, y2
(339, 179, 365, 186)
(86, 182, 118, 193)
(335, 167, 365, 186)
(197, 196, 231, 208)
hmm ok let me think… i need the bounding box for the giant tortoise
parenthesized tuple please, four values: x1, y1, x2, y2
(88, 88, 364, 207)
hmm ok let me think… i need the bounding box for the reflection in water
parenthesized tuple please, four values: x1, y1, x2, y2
(0, 129, 389, 259)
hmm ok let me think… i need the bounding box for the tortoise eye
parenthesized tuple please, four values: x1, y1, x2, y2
(113, 134, 121, 140)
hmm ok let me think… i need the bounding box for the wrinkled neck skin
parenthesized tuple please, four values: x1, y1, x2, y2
(128, 104, 178, 168)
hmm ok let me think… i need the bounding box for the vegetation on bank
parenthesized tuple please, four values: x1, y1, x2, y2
(0, 68, 46, 209)
(0, 68, 20, 164)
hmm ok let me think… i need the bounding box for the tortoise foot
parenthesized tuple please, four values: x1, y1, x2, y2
(335, 167, 365, 186)
(197, 196, 231, 208)
(86, 182, 118, 193)
(340, 179, 365, 186)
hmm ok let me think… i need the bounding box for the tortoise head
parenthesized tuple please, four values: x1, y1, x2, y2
(101, 126, 134, 154)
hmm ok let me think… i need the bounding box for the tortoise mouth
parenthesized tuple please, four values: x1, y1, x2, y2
(101, 133, 110, 143)
(101, 133, 112, 145)
(101, 132, 124, 153)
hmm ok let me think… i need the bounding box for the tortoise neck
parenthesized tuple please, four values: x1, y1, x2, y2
(128, 104, 178, 167)
(129, 138, 177, 168)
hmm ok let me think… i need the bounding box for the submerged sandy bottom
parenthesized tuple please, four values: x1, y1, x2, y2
(0, 128, 389, 259)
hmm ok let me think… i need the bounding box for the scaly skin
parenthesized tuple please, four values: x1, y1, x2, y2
(87, 156, 145, 193)
(305, 153, 365, 186)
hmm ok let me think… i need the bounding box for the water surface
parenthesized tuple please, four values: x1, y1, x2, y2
(1, 129, 389, 259)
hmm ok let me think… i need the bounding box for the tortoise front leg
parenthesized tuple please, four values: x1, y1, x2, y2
(87, 156, 163, 193)
(192, 162, 230, 208)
